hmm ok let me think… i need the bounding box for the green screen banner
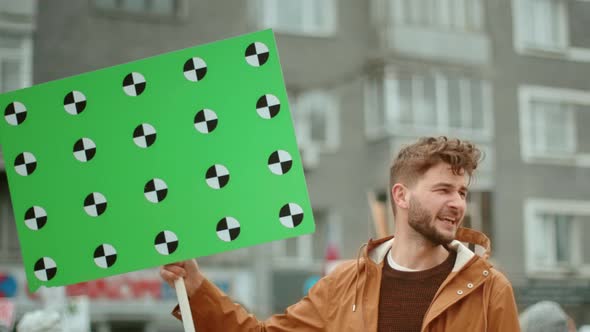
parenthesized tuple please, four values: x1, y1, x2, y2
(0, 29, 314, 292)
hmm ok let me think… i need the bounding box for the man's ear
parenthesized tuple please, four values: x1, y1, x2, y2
(392, 183, 409, 210)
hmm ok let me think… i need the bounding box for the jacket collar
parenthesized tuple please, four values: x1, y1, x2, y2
(364, 227, 492, 272)
(351, 227, 492, 314)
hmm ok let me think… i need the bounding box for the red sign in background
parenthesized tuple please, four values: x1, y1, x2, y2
(1, 272, 176, 301)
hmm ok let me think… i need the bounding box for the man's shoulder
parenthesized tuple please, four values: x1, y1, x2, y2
(327, 259, 358, 276)
(324, 258, 368, 284)
(487, 267, 513, 288)
(457, 255, 514, 289)
(468, 262, 515, 299)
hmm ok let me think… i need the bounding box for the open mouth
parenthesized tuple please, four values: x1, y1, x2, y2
(437, 216, 457, 227)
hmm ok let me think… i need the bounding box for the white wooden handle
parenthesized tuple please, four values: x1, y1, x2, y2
(175, 278, 196, 332)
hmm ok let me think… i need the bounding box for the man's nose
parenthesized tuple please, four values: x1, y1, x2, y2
(447, 192, 465, 211)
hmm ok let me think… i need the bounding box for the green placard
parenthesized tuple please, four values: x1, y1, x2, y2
(0, 29, 314, 292)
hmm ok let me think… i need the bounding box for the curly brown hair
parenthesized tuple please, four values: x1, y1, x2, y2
(390, 136, 483, 192)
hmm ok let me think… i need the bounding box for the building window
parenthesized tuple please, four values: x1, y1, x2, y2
(1, 59, 22, 92)
(293, 91, 339, 152)
(92, 0, 186, 18)
(0, 172, 20, 262)
(512, 0, 568, 53)
(533, 214, 574, 268)
(384, 0, 484, 32)
(254, 0, 337, 36)
(525, 199, 590, 276)
(519, 85, 590, 166)
(365, 68, 493, 140)
(0, 33, 31, 187)
(370, 0, 490, 64)
(0, 36, 31, 93)
(364, 75, 386, 138)
(528, 101, 576, 156)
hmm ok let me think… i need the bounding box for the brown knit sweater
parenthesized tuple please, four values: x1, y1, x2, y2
(377, 250, 457, 332)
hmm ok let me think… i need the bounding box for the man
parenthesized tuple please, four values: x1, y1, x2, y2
(160, 136, 520, 331)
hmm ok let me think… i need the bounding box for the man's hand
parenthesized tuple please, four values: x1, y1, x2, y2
(160, 259, 204, 297)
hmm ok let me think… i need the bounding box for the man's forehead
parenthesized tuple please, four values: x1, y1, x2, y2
(421, 163, 469, 186)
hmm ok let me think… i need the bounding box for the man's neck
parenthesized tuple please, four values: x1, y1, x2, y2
(390, 233, 450, 271)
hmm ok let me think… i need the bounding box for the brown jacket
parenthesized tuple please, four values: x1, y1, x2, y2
(173, 228, 520, 331)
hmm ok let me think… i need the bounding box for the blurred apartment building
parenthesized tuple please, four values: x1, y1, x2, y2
(0, 0, 589, 330)
(0, 0, 35, 329)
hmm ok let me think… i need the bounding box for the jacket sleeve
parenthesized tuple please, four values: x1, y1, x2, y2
(486, 273, 520, 332)
(171, 275, 331, 332)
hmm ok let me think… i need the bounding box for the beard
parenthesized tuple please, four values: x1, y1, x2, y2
(408, 197, 456, 245)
